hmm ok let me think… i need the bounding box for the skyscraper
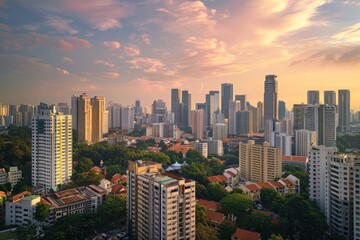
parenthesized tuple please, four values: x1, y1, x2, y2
(295, 129, 317, 156)
(182, 90, 191, 127)
(127, 160, 196, 240)
(32, 106, 72, 192)
(91, 96, 106, 143)
(208, 91, 220, 127)
(121, 106, 135, 131)
(338, 90, 350, 132)
(77, 93, 92, 143)
(235, 94, 247, 111)
(293, 104, 307, 132)
(190, 109, 204, 139)
(278, 100, 286, 119)
(221, 83, 233, 119)
(171, 89, 182, 124)
(239, 141, 282, 182)
(257, 101, 264, 132)
(228, 100, 241, 135)
(307, 90, 320, 104)
(71, 95, 78, 130)
(264, 75, 278, 124)
(324, 91, 336, 106)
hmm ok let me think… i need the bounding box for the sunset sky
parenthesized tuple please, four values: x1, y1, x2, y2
(0, 0, 359, 110)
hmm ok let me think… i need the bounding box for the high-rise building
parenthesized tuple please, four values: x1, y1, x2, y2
(295, 130, 317, 156)
(239, 141, 282, 182)
(213, 123, 228, 140)
(127, 160, 196, 240)
(264, 75, 278, 124)
(236, 111, 253, 135)
(221, 83, 233, 119)
(228, 101, 241, 135)
(307, 90, 320, 105)
(91, 96, 106, 143)
(121, 106, 135, 131)
(171, 89, 182, 124)
(304, 104, 336, 147)
(235, 95, 247, 111)
(257, 101, 264, 132)
(194, 141, 208, 158)
(57, 103, 70, 115)
(324, 91, 336, 106)
(309, 146, 360, 239)
(32, 106, 72, 192)
(152, 100, 168, 123)
(338, 90, 350, 132)
(182, 90, 191, 127)
(292, 104, 307, 132)
(74, 93, 92, 143)
(108, 103, 122, 128)
(202, 139, 224, 156)
(208, 91, 220, 127)
(71, 95, 78, 130)
(278, 100, 286, 119)
(190, 109, 204, 139)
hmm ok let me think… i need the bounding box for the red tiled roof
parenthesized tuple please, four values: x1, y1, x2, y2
(232, 228, 260, 240)
(10, 191, 32, 202)
(281, 179, 294, 186)
(208, 175, 228, 183)
(244, 184, 261, 191)
(205, 210, 225, 224)
(168, 144, 194, 153)
(111, 173, 121, 183)
(268, 181, 284, 188)
(256, 182, 273, 189)
(111, 183, 126, 194)
(197, 199, 220, 211)
(282, 155, 308, 163)
(226, 171, 237, 177)
(0, 191, 7, 197)
(90, 166, 102, 174)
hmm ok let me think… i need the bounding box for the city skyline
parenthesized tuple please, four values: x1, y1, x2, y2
(0, 1, 360, 109)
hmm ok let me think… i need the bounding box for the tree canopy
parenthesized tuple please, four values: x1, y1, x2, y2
(220, 193, 252, 217)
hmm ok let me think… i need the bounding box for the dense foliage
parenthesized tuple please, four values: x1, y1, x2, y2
(337, 134, 360, 152)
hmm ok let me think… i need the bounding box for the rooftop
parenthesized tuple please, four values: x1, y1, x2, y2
(282, 155, 308, 163)
(208, 175, 228, 183)
(232, 228, 260, 240)
(197, 199, 219, 211)
(205, 210, 225, 224)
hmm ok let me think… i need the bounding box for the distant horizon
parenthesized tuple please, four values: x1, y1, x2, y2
(1, 1, 360, 110)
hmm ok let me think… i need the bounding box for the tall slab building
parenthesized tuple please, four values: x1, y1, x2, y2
(221, 83, 233, 119)
(32, 106, 72, 192)
(264, 75, 278, 124)
(338, 89, 350, 132)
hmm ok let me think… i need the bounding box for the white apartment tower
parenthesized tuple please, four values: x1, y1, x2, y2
(295, 129, 317, 156)
(32, 106, 72, 192)
(127, 160, 196, 240)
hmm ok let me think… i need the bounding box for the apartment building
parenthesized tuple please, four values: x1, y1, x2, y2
(127, 160, 196, 240)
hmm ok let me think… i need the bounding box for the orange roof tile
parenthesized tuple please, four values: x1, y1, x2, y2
(10, 191, 32, 201)
(111, 173, 121, 183)
(281, 179, 294, 186)
(208, 175, 228, 183)
(244, 184, 261, 191)
(256, 182, 273, 189)
(111, 183, 126, 194)
(205, 210, 225, 225)
(197, 199, 220, 211)
(168, 144, 194, 153)
(268, 181, 284, 188)
(90, 166, 102, 174)
(226, 171, 237, 177)
(282, 155, 308, 163)
(232, 228, 260, 240)
(0, 191, 7, 197)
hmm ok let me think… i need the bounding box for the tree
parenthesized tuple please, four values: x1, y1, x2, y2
(279, 196, 327, 240)
(196, 205, 207, 226)
(96, 195, 127, 229)
(220, 193, 252, 217)
(260, 188, 281, 207)
(75, 157, 93, 173)
(16, 222, 37, 240)
(35, 202, 50, 222)
(219, 222, 236, 240)
(196, 223, 217, 240)
(206, 183, 228, 201)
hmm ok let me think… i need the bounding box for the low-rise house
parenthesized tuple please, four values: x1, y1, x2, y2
(5, 191, 40, 226)
(282, 155, 308, 171)
(197, 199, 220, 212)
(111, 183, 126, 195)
(231, 228, 260, 240)
(7, 166, 22, 186)
(223, 168, 239, 186)
(205, 210, 225, 230)
(208, 175, 228, 185)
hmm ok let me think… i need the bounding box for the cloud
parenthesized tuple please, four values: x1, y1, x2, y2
(124, 44, 141, 56)
(291, 45, 360, 65)
(141, 34, 151, 45)
(103, 41, 121, 50)
(344, 0, 360, 6)
(54, 36, 91, 51)
(332, 23, 360, 44)
(93, 60, 115, 68)
(103, 72, 120, 79)
(62, 57, 74, 64)
(24, 0, 133, 31)
(45, 16, 78, 34)
(0, 23, 11, 31)
(57, 67, 70, 75)
(128, 57, 175, 76)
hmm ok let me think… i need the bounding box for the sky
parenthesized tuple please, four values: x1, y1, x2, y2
(0, 0, 359, 110)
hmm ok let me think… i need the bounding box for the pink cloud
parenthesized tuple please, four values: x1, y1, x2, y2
(0, 23, 11, 31)
(45, 16, 78, 34)
(141, 34, 151, 45)
(93, 60, 115, 68)
(124, 44, 141, 56)
(55, 36, 91, 51)
(57, 67, 70, 75)
(103, 41, 121, 50)
(62, 57, 74, 64)
(103, 72, 120, 79)
(128, 57, 175, 76)
(55, 40, 74, 51)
